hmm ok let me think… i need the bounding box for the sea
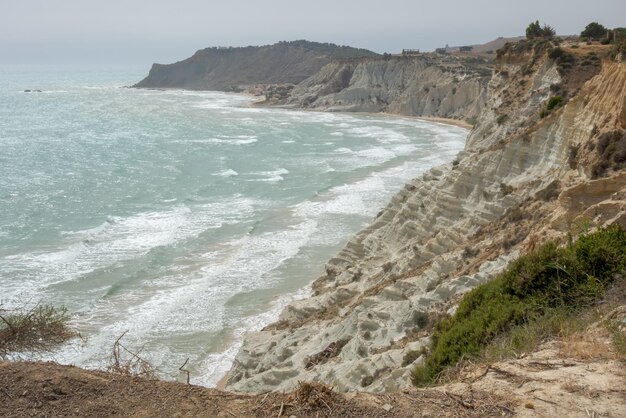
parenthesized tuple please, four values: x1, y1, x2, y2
(0, 65, 467, 385)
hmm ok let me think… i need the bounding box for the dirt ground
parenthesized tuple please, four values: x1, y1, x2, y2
(2, 307, 625, 418)
(0, 360, 514, 418)
(1, 337, 625, 418)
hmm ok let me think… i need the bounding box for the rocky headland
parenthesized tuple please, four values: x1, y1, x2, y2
(223, 39, 626, 394)
(133, 40, 379, 91)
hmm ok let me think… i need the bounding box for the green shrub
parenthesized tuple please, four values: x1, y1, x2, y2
(539, 96, 565, 119)
(496, 114, 509, 125)
(548, 47, 565, 60)
(0, 304, 74, 357)
(592, 130, 626, 178)
(412, 226, 626, 386)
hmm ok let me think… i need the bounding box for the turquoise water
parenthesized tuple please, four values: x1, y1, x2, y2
(0, 66, 467, 385)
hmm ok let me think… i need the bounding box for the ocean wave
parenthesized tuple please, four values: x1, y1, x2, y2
(41, 215, 319, 384)
(194, 286, 311, 386)
(0, 198, 258, 303)
(214, 169, 239, 177)
(192, 135, 258, 145)
(346, 125, 410, 143)
(247, 168, 289, 183)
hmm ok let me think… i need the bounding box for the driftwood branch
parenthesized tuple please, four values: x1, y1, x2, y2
(179, 357, 190, 385)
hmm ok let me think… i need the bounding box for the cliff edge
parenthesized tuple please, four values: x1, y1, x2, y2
(225, 39, 626, 394)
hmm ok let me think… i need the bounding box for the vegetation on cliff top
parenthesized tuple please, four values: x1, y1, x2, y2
(413, 225, 626, 386)
(276, 40, 380, 59)
(580, 22, 608, 41)
(203, 40, 380, 59)
(525, 20, 556, 40)
(0, 304, 75, 359)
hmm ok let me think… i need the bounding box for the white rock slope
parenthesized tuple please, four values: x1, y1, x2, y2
(281, 56, 489, 120)
(226, 43, 626, 394)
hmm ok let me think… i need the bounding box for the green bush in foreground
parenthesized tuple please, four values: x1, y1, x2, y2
(413, 225, 626, 386)
(0, 304, 74, 358)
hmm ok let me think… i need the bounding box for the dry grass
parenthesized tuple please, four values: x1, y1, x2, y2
(287, 382, 336, 413)
(251, 381, 340, 417)
(107, 331, 157, 379)
(558, 329, 614, 360)
(305, 338, 350, 370)
(0, 304, 75, 358)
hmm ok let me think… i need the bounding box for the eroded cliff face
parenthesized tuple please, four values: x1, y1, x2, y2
(280, 56, 490, 121)
(225, 43, 626, 394)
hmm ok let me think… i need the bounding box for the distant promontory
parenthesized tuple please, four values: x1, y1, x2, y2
(133, 40, 379, 91)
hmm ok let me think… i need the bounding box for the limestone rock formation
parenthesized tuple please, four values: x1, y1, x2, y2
(225, 40, 626, 394)
(280, 56, 490, 121)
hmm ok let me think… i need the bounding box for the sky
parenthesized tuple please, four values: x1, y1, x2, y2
(2, 0, 625, 66)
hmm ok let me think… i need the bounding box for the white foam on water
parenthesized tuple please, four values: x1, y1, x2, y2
(346, 125, 410, 143)
(194, 285, 311, 387)
(0, 198, 257, 305)
(192, 135, 258, 145)
(247, 168, 289, 183)
(43, 214, 320, 383)
(192, 92, 253, 110)
(214, 169, 239, 177)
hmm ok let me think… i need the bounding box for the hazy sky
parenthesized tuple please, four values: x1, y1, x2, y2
(2, 0, 625, 66)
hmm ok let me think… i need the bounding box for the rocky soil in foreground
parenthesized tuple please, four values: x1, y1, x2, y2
(2, 315, 625, 417)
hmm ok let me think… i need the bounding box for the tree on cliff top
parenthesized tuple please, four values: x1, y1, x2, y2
(526, 20, 556, 39)
(580, 22, 608, 40)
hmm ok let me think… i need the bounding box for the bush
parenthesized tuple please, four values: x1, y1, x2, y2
(548, 47, 565, 60)
(0, 304, 74, 358)
(546, 96, 564, 111)
(580, 22, 608, 40)
(412, 226, 626, 386)
(592, 130, 626, 178)
(526, 21, 556, 39)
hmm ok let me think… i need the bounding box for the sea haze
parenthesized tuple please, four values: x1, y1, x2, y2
(0, 65, 467, 385)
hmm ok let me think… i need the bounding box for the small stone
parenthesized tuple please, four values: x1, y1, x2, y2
(382, 404, 393, 412)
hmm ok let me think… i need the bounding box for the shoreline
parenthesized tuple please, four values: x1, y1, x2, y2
(414, 116, 473, 130)
(93, 86, 471, 390)
(251, 99, 473, 130)
(202, 95, 470, 390)
(134, 86, 473, 131)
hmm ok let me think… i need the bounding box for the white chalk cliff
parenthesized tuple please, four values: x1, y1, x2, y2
(280, 56, 490, 120)
(225, 41, 626, 393)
